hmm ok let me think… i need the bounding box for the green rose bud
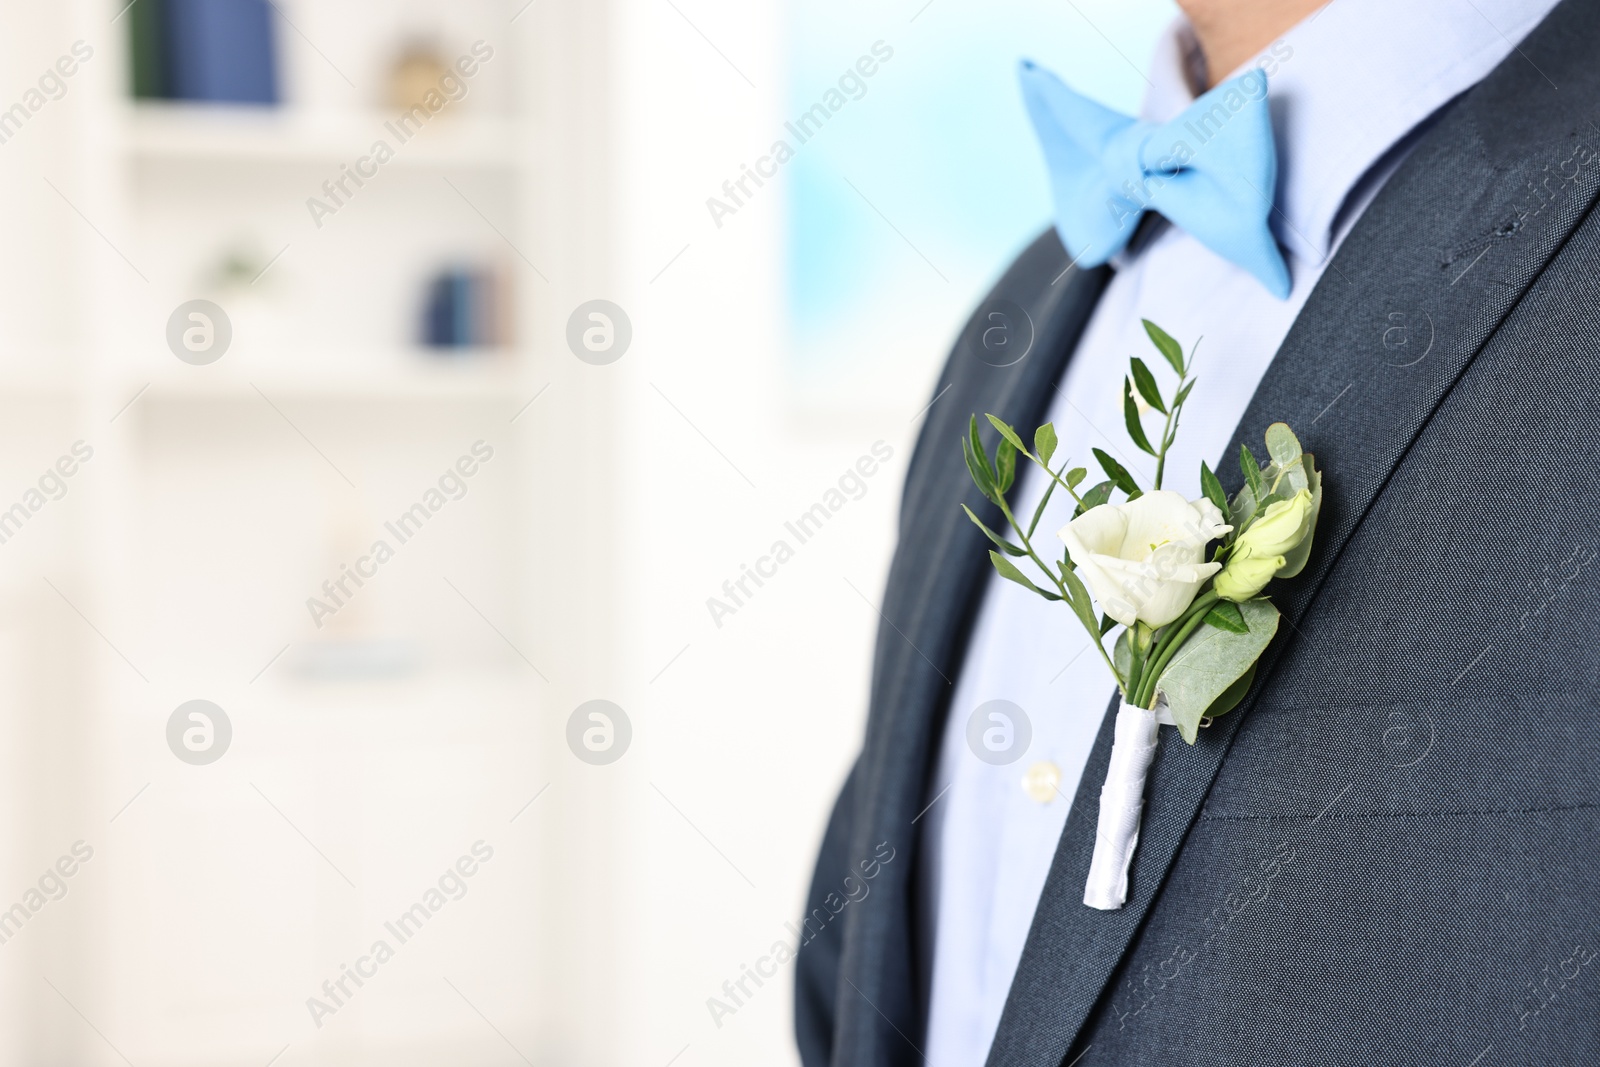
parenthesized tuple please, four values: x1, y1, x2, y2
(1214, 489, 1314, 601)
(1240, 489, 1315, 556)
(1214, 550, 1285, 601)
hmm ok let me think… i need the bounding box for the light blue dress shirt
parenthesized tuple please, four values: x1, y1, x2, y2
(919, 2, 1564, 1064)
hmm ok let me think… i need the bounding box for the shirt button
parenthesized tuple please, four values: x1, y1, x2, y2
(1021, 760, 1061, 804)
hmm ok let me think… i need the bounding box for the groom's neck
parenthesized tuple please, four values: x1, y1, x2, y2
(1177, 0, 1326, 86)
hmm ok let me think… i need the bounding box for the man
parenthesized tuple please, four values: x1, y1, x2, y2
(798, 0, 1600, 1063)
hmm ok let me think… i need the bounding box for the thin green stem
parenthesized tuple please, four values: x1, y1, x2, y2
(1134, 590, 1219, 709)
(1086, 629, 1126, 699)
(1006, 440, 1089, 507)
(1024, 451, 1086, 506)
(1153, 372, 1198, 490)
(1025, 459, 1071, 540)
(1152, 403, 1176, 490)
(995, 496, 1064, 596)
(1125, 622, 1152, 702)
(1152, 338, 1202, 492)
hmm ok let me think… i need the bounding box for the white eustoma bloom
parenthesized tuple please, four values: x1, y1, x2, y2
(1059, 490, 1231, 628)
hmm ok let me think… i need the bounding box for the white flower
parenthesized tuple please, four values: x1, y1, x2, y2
(1059, 490, 1231, 628)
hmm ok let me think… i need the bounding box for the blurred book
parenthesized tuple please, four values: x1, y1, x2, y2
(128, 0, 168, 99)
(130, 0, 280, 105)
(421, 266, 509, 350)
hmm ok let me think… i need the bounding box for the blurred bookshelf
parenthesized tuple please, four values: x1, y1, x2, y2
(0, 1, 556, 1063)
(131, 347, 535, 399)
(82, 7, 545, 691)
(116, 104, 527, 171)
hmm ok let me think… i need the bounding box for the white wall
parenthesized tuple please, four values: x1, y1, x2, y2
(0, 0, 1169, 1062)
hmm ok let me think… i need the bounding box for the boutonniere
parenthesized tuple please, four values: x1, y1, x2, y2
(959, 320, 1322, 910)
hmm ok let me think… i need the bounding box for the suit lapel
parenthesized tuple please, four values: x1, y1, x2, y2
(987, 3, 1600, 1064)
(830, 246, 1110, 1067)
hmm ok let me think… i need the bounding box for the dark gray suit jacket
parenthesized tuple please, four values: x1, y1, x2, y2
(796, 3, 1600, 1064)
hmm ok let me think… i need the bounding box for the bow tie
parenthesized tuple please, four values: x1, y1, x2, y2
(1018, 60, 1291, 298)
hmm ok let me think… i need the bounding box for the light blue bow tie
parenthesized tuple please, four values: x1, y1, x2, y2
(1019, 60, 1291, 298)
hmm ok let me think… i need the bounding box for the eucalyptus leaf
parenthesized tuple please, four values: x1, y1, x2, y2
(1155, 598, 1279, 743)
(1129, 358, 1167, 413)
(1035, 423, 1058, 467)
(990, 550, 1061, 601)
(1256, 428, 1308, 503)
(1274, 457, 1323, 579)
(1228, 477, 1258, 531)
(1092, 448, 1142, 499)
(1142, 319, 1185, 375)
(1123, 380, 1158, 456)
(1264, 422, 1302, 468)
(962, 503, 1026, 556)
(986, 413, 1027, 454)
(1204, 662, 1256, 721)
(995, 438, 1017, 494)
(1113, 627, 1132, 681)
(1259, 465, 1299, 507)
(1278, 458, 1310, 495)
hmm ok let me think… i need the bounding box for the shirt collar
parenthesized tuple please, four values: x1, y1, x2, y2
(1138, 0, 1563, 266)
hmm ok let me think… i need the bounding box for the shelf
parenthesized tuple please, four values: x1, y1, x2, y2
(119, 350, 542, 403)
(115, 103, 524, 171)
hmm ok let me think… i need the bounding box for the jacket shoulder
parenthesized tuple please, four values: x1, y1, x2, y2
(900, 226, 1077, 512)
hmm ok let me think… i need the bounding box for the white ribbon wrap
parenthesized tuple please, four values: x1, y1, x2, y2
(1083, 698, 1161, 911)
